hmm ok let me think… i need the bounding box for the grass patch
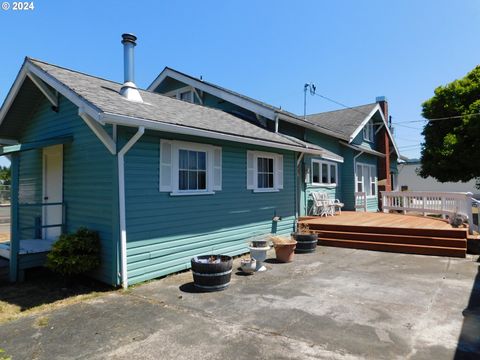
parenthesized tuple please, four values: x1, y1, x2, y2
(34, 316, 49, 328)
(0, 268, 115, 324)
(0, 348, 11, 360)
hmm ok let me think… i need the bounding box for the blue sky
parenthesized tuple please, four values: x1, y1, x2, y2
(0, 0, 479, 167)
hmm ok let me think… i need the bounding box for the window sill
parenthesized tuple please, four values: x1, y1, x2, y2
(252, 189, 280, 193)
(311, 183, 337, 188)
(170, 191, 216, 196)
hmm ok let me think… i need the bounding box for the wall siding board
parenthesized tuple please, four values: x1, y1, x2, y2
(15, 96, 116, 285)
(124, 130, 296, 285)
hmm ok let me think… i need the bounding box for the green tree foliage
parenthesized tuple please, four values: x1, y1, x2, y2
(420, 66, 480, 187)
(0, 166, 10, 185)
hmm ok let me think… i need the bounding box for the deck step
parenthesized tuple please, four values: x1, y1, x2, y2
(318, 238, 466, 258)
(308, 223, 468, 239)
(315, 230, 466, 248)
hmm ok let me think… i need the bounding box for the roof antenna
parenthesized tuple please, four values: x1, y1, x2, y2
(304, 82, 316, 119)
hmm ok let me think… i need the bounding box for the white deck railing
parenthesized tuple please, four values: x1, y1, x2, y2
(382, 191, 478, 234)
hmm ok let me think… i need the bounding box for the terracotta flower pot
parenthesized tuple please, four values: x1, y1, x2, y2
(274, 242, 297, 263)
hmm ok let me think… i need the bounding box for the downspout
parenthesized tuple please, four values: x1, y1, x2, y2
(296, 152, 305, 220)
(118, 126, 145, 289)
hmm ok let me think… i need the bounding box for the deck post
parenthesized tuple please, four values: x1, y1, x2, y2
(466, 192, 474, 235)
(9, 153, 19, 282)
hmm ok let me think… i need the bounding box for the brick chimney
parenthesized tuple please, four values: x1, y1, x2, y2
(376, 96, 391, 210)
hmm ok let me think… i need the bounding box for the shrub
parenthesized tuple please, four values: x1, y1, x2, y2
(46, 227, 101, 277)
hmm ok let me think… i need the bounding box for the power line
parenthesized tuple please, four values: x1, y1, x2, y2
(305, 89, 480, 125)
(395, 112, 480, 124)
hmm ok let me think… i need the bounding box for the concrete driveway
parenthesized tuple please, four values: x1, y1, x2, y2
(0, 247, 479, 359)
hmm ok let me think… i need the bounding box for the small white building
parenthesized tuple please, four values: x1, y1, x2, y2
(398, 160, 479, 196)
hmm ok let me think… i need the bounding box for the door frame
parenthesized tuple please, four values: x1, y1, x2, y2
(42, 144, 64, 240)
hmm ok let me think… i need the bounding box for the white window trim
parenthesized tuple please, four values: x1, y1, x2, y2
(164, 86, 196, 103)
(165, 140, 217, 196)
(249, 150, 282, 192)
(362, 120, 375, 142)
(311, 159, 338, 187)
(356, 162, 377, 198)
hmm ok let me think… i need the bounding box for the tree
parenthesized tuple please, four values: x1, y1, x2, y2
(419, 66, 480, 187)
(0, 166, 10, 185)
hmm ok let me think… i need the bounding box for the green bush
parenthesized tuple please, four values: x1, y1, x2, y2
(46, 227, 101, 277)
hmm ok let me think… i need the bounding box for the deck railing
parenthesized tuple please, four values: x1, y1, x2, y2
(382, 191, 478, 233)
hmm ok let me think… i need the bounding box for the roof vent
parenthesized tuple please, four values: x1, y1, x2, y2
(120, 33, 143, 103)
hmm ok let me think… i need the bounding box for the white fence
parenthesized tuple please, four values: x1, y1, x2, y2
(382, 191, 478, 234)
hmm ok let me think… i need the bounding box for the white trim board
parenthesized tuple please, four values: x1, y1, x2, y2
(99, 112, 326, 156)
(148, 68, 275, 119)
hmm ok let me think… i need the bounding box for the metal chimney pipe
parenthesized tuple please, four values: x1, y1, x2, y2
(120, 33, 143, 103)
(122, 33, 136, 84)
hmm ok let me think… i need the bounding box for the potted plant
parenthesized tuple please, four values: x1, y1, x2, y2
(270, 235, 297, 263)
(191, 255, 233, 291)
(46, 227, 101, 285)
(292, 223, 318, 253)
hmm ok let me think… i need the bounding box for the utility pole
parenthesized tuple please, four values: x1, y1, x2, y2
(304, 83, 316, 119)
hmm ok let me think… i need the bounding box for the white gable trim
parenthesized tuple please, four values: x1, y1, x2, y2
(0, 59, 101, 128)
(148, 68, 276, 120)
(348, 103, 400, 157)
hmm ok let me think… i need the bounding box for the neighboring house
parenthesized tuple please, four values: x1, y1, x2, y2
(398, 160, 479, 196)
(0, 36, 331, 287)
(149, 68, 400, 214)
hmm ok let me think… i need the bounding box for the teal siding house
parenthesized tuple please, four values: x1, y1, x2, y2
(149, 67, 400, 215)
(0, 34, 399, 287)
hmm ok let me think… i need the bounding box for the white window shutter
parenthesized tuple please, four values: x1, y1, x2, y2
(212, 146, 222, 191)
(159, 140, 173, 192)
(247, 151, 255, 189)
(276, 154, 284, 189)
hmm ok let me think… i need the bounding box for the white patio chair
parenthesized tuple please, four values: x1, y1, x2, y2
(355, 192, 367, 212)
(311, 192, 335, 217)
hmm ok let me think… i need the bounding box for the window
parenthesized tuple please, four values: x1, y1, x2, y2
(363, 120, 375, 142)
(179, 90, 193, 103)
(247, 151, 283, 192)
(311, 160, 337, 186)
(160, 140, 222, 195)
(178, 150, 206, 191)
(165, 86, 195, 103)
(356, 163, 377, 197)
(257, 156, 274, 189)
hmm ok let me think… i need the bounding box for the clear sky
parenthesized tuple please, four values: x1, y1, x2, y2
(0, 0, 479, 167)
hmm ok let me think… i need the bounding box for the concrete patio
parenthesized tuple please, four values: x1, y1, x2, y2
(0, 246, 479, 359)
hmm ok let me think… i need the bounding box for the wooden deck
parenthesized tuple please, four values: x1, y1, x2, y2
(299, 212, 468, 258)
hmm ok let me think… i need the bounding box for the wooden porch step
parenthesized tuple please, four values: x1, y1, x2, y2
(308, 223, 468, 239)
(314, 230, 467, 248)
(318, 238, 466, 258)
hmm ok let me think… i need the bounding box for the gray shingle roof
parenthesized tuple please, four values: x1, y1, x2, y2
(305, 103, 379, 140)
(27, 58, 315, 150)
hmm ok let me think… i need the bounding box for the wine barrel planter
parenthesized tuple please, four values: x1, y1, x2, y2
(292, 233, 318, 253)
(191, 255, 233, 291)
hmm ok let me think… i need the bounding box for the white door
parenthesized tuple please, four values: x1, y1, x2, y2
(42, 145, 63, 240)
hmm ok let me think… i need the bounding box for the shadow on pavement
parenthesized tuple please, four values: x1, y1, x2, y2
(455, 258, 480, 359)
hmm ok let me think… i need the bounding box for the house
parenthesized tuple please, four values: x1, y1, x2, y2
(149, 67, 400, 214)
(398, 159, 479, 196)
(0, 34, 336, 287)
(0, 34, 400, 287)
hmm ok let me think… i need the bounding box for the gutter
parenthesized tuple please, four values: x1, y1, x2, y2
(99, 112, 325, 156)
(118, 126, 145, 289)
